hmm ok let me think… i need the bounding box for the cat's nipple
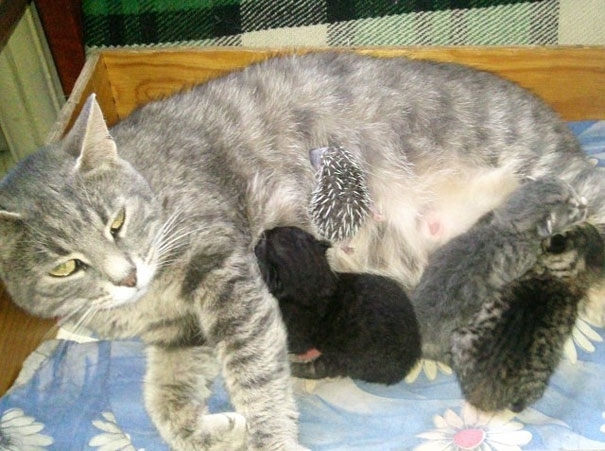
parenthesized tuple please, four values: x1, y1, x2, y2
(118, 269, 138, 288)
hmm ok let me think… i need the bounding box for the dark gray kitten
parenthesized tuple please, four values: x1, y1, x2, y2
(412, 177, 594, 411)
(412, 177, 588, 362)
(451, 222, 604, 413)
(1, 52, 605, 450)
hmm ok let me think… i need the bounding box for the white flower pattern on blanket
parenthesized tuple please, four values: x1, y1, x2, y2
(0, 408, 53, 450)
(405, 359, 452, 383)
(90, 412, 143, 451)
(414, 404, 532, 451)
(563, 316, 604, 363)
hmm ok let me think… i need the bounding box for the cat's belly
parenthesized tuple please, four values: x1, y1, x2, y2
(417, 164, 520, 246)
(328, 164, 520, 289)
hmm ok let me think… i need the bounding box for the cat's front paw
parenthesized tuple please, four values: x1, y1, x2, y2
(201, 412, 247, 451)
(536, 194, 587, 238)
(157, 412, 247, 451)
(504, 177, 588, 238)
(537, 207, 586, 238)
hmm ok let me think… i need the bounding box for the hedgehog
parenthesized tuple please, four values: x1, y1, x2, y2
(309, 146, 380, 246)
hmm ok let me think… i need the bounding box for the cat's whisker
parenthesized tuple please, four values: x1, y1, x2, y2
(149, 210, 190, 253)
(40, 303, 95, 343)
(155, 225, 213, 260)
(153, 208, 187, 243)
(58, 303, 98, 337)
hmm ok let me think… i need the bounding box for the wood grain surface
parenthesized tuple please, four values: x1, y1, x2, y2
(0, 284, 55, 395)
(52, 46, 605, 139)
(94, 46, 605, 124)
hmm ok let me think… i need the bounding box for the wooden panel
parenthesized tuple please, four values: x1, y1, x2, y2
(0, 283, 55, 396)
(47, 53, 118, 142)
(358, 47, 605, 122)
(85, 46, 605, 124)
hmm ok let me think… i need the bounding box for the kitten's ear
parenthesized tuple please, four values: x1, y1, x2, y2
(309, 147, 328, 171)
(63, 94, 119, 173)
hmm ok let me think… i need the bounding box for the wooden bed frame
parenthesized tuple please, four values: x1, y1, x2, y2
(1, 46, 605, 396)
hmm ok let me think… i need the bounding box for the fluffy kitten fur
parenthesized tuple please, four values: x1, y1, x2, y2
(1, 52, 604, 449)
(412, 177, 595, 411)
(412, 177, 588, 361)
(255, 226, 421, 385)
(451, 222, 604, 413)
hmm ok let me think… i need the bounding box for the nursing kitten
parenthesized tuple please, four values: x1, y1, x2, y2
(1, 52, 604, 450)
(255, 226, 421, 385)
(412, 177, 590, 411)
(451, 222, 604, 413)
(412, 177, 587, 362)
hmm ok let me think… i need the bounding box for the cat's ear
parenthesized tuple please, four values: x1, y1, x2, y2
(63, 94, 119, 173)
(0, 210, 24, 245)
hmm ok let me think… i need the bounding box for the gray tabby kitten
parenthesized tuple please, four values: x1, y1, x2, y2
(451, 222, 604, 413)
(1, 52, 604, 450)
(412, 177, 588, 362)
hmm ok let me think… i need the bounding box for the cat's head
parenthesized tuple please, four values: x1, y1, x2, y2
(0, 95, 162, 318)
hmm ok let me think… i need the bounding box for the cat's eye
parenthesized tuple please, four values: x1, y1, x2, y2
(110, 208, 126, 237)
(49, 259, 85, 277)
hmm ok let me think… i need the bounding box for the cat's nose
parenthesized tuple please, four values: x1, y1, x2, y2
(118, 269, 137, 288)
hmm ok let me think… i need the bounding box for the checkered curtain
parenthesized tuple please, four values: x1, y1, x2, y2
(83, 0, 560, 49)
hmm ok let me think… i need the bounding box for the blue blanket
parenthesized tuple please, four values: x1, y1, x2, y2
(1, 121, 604, 451)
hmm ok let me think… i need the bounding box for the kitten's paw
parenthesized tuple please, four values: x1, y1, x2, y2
(507, 177, 587, 237)
(537, 216, 554, 238)
(537, 203, 587, 238)
(168, 412, 247, 451)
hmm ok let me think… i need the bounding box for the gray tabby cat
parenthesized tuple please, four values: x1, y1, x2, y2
(1, 52, 604, 449)
(451, 222, 604, 413)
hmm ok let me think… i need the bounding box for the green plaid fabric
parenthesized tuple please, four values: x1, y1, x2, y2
(83, 0, 560, 49)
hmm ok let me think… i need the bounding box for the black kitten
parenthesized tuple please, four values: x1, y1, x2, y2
(255, 226, 421, 385)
